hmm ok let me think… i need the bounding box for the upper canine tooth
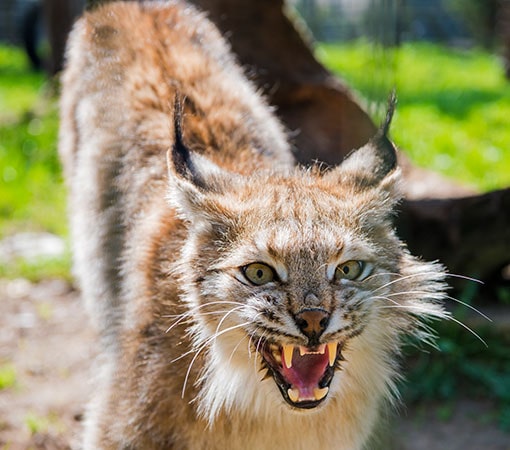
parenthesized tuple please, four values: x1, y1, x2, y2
(282, 344, 294, 369)
(313, 386, 329, 401)
(327, 342, 338, 367)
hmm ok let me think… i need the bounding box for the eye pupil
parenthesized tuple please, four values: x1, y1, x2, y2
(335, 260, 366, 281)
(243, 263, 276, 285)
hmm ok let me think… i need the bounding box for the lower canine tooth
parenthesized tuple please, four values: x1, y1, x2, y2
(288, 388, 300, 403)
(327, 342, 338, 367)
(314, 386, 329, 401)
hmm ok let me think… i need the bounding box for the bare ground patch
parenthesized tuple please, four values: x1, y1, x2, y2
(0, 278, 508, 449)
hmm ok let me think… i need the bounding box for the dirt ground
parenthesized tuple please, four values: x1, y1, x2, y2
(0, 278, 509, 450)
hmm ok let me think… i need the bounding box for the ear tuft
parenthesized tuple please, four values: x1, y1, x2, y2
(334, 91, 398, 188)
(168, 94, 209, 189)
(379, 89, 397, 139)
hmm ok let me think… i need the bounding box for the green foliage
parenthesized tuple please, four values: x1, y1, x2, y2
(0, 45, 66, 239)
(318, 41, 510, 191)
(403, 319, 510, 430)
(0, 253, 72, 283)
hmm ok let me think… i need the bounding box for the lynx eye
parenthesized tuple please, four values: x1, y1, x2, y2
(335, 260, 366, 281)
(243, 263, 276, 285)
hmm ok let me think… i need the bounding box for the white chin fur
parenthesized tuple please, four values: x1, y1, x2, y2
(193, 328, 391, 450)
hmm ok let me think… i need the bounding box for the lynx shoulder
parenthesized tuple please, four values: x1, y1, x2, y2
(59, 2, 448, 449)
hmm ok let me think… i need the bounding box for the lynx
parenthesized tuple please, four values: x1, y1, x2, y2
(59, 1, 448, 449)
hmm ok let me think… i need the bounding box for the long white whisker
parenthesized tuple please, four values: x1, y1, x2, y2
(447, 315, 488, 348)
(379, 290, 491, 322)
(364, 271, 401, 282)
(181, 321, 253, 398)
(378, 305, 487, 347)
(213, 306, 246, 344)
(445, 295, 492, 322)
(165, 309, 246, 334)
(162, 300, 247, 318)
(371, 295, 402, 307)
(445, 273, 484, 284)
(161, 300, 247, 317)
(247, 335, 254, 359)
(227, 334, 249, 366)
(371, 272, 444, 294)
(254, 334, 266, 376)
(164, 301, 255, 334)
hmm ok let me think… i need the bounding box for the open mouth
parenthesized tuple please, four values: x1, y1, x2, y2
(259, 340, 343, 409)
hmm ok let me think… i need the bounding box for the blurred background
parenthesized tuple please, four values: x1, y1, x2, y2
(0, 0, 509, 448)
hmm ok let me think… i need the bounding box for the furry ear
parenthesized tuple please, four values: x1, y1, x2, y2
(333, 92, 398, 188)
(166, 95, 237, 222)
(167, 95, 225, 190)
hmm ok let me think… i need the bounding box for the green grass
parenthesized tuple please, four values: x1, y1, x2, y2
(0, 45, 68, 279)
(0, 45, 66, 239)
(403, 319, 510, 430)
(318, 41, 510, 191)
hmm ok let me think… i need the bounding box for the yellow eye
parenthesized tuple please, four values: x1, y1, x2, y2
(335, 260, 365, 281)
(243, 263, 276, 285)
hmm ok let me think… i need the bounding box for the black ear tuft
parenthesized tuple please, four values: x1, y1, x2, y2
(331, 91, 399, 188)
(379, 89, 397, 139)
(170, 94, 195, 180)
(357, 90, 398, 181)
(168, 94, 211, 190)
(369, 90, 398, 176)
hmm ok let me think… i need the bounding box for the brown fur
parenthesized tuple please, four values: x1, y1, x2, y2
(59, 2, 448, 449)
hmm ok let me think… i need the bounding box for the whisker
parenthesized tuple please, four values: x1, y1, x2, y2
(445, 295, 492, 322)
(377, 304, 487, 347)
(181, 321, 253, 398)
(378, 290, 491, 323)
(162, 300, 247, 318)
(445, 273, 484, 284)
(254, 333, 266, 376)
(227, 334, 249, 366)
(213, 306, 246, 344)
(447, 315, 488, 348)
(371, 272, 444, 294)
(164, 301, 252, 334)
(247, 335, 254, 359)
(364, 271, 401, 282)
(371, 295, 402, 307)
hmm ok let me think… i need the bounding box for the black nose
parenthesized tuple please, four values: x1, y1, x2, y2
(295, 308, 330, 339)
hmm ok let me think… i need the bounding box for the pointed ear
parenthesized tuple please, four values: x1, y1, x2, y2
(334, 92, 398, 188)
(166, 95, 237, 221)
(167, 95, 223, 190)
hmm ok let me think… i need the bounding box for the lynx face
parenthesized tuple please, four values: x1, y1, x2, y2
(168, 101, 446, 413)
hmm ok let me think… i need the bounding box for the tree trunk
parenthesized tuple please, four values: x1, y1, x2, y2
(397, 188, 510, 282)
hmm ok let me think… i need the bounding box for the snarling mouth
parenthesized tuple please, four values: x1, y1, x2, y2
(259, 341, 343, 409)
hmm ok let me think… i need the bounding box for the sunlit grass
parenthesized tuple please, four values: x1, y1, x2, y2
(318, 41, 510, 191)
(0, 45, 66, 239)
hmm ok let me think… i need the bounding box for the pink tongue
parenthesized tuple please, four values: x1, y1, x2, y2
(281, 349, 329, 398)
